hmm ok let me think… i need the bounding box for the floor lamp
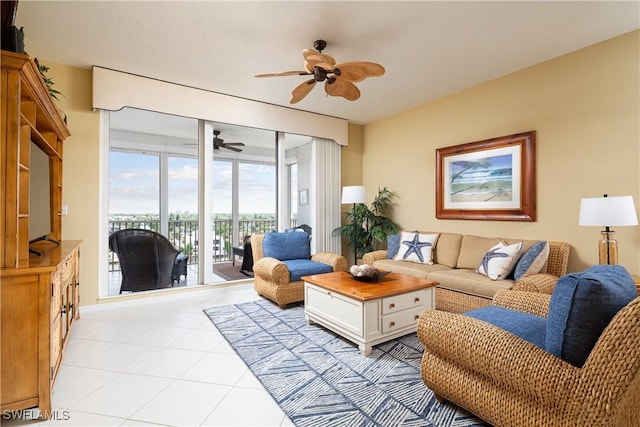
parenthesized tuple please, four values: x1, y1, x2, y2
(578, 194, 638, 264)
(341, 186, 367, 265)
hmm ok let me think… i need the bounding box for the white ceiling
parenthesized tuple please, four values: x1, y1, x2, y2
(16, 1, 640, 126)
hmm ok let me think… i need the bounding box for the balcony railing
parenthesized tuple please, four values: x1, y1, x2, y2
(108, 218, 279, 272)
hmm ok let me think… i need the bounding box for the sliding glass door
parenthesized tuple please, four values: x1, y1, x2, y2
(105, 108, 340, 297)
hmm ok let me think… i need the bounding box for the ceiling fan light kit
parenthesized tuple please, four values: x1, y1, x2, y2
(255, 40, 385, 104)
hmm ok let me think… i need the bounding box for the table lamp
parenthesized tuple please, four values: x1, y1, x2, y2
(341, 186, 367, 264)
(578, 194, 638, 264)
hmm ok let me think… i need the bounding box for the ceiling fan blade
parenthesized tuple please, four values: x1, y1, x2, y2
(224, 146, 243, 153)
(334, 62, 385, 82)
(290, 79, 316, 104)
(303, 50, 336, 68)
(255, 70, 310, 78)
(325, 79, 360, 101)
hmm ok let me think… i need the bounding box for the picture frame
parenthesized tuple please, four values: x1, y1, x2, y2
(435, 131, 536, 221)
(299, 189, 308, 205)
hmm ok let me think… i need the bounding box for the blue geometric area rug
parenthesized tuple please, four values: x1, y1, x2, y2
(204, 299, 488, 427)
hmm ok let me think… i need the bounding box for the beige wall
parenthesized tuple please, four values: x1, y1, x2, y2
(45, 62, 101, 305)
(361, 30, 640, 274)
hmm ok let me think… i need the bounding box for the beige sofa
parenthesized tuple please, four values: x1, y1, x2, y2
(362, 232, 570, 313)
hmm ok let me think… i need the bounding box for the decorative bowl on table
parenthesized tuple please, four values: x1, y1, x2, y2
(348, 264, 391, 283)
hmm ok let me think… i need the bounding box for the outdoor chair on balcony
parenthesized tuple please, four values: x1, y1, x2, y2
(251, 231, 347, 308)
(285, 224, 312, 236)
(109, 228, 188, 293)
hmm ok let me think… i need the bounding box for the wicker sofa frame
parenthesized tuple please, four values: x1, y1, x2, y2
(364, 238, 570, 313)
(418, 290, 640, 426)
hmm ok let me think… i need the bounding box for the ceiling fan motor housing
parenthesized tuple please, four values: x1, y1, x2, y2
(313, 39, 327, 52)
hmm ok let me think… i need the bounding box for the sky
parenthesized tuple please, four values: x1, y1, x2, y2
(109, 152, 276, 215)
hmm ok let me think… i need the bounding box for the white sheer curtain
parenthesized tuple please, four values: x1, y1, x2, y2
(311, 138, 342, 254)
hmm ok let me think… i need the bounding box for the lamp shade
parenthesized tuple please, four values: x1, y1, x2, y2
(579, 195, 638, 227)
(341, 186, 367, 204)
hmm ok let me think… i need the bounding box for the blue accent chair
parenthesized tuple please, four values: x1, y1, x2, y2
(251, 232, 347, 308)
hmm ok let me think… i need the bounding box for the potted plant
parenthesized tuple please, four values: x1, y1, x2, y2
(36, 61, 64, 101)
(333, 187, 399, 260)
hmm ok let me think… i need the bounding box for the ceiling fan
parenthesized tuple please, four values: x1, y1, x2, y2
(213, 130, 245, 152)
(255, 40, 385, 104)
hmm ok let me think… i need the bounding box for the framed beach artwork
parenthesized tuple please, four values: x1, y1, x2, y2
(436, 131, 536, 221)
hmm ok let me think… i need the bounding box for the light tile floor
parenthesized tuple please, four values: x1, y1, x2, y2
(3, 283, 293, 427)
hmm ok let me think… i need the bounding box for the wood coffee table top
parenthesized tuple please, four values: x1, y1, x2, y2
(301, 271, 437, 301)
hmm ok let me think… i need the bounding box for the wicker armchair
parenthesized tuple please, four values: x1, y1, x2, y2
(251, 233, 347, 308)
(418, 284, 640, 425)
(109, 228, 187, 293)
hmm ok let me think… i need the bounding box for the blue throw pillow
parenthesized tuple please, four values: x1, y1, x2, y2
(387, 234, 400, 259)
(465, 306, 547, 349)
(514, 241, 550, 281)
(545, 265, 637, 367)
(263, 232, 311, 261)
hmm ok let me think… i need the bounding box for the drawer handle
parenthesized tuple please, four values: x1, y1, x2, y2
(389, 321, 396, 327)
(389, 303, 395, 309)
(414, 297, 420, 303)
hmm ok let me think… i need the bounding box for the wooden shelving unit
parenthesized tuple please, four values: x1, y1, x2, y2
(1, 50, 79, 419)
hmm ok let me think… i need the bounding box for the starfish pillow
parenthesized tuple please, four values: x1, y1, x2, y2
(477, 241, 523, 280)
(394, 232, 439, 264)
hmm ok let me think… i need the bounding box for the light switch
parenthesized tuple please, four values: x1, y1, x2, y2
(62, 204, 68, 216)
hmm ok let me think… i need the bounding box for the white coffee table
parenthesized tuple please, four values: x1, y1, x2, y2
(302, 271, 437, 356)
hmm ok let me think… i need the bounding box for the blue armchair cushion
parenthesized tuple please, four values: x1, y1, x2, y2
(545, 265, 637, 367)
(283, 259, 333, 282)
(263, 232, 311, 261)
(465, 306, 547, 349)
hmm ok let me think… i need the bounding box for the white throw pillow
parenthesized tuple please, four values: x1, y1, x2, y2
(477, 241, 523, 280)
(394, 232, 439, 264)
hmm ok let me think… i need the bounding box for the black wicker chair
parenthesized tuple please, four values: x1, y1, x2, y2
(109, 228, 187, 293)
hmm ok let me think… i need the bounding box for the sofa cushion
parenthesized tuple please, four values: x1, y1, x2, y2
(372, 258, 452, 279)
(514, 241, 550, 281)
(428, 269, 515, 299)
(394, 232, 439, 264)
(283, 259, 333, 282)
(263, 232, 311, 261)
(387, 234, 401, 259)
(456, 235, 503, 269)
(465, 306, 547, 349)
(431, 232, 463, 268)
(477, 241, 523, 280)
(545, 265, 637, 367)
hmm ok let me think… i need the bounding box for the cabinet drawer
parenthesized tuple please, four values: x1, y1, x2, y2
(382, 289, 430, 314)
(61, 254, 74, 285)
(382, 306, 424, 333)
(305, 284, 363, 336)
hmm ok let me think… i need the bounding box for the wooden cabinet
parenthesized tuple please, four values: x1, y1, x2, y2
(1, 242, 81, 417)
(1, 51, 78, 418)
(1, 50, 68, 269)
